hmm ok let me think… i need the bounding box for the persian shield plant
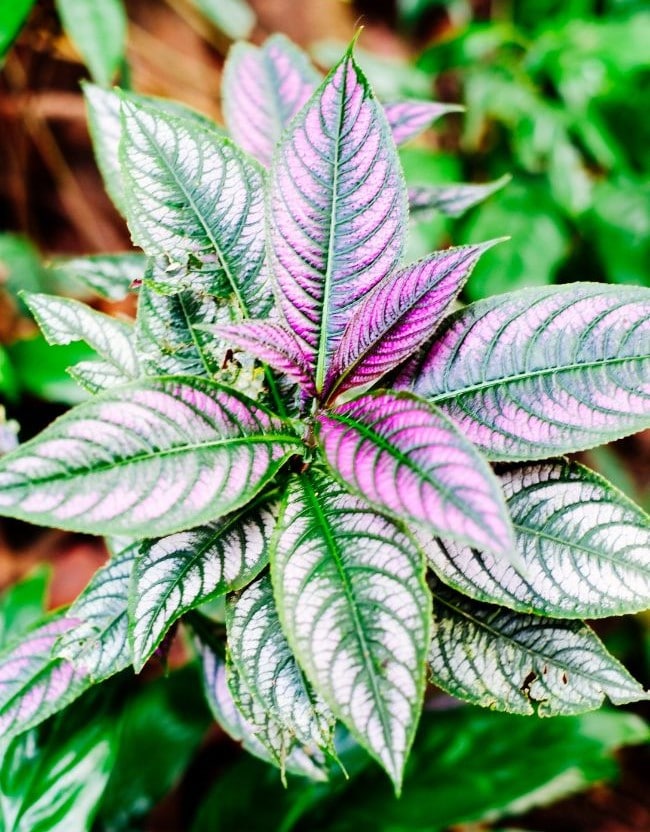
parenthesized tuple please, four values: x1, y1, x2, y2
(0, 35, 649, 791)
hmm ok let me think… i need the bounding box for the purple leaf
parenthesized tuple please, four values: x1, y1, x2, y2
(268, 47, 407, 391)
(384, 100, 463, 146)
(216, 321, 315, 394)
(398, 284, 650, 459)
(326, 242, 500, 400)
(409, 175, 511, 218)
(317, 391, 515, 557)
(223, 34, 320, 167)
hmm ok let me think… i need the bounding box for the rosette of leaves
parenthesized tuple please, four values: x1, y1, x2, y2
(0, 36, 648, 792)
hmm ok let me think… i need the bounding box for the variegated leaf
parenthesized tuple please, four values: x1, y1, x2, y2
(198, 637, 329, 780)
(130, 502, 277, 670)
(271, 471, 430, 788)
(25, 293, 139, 379)
(217, 321, 315, 393)
(56, 253, 145, 299)
(223, 34, 319, 167)
(268, 47, 407, 391)
(136, 281, 228, 378)
(383, 100, 463, 146)
(119, 96, 271, 315)
(56, 544, 138, 681)
(428, 584, 648, 716)
(68, 358, 136, 394)
(0, 376, 301, 537)
(423, 461, 650, 618)
(327, 242, 498, 399)
(227, 574, 334, 761)
(0, 618, 90, 743)
(408, 175, 510, 218)
(400, 284, 650, 459)
(318, 391, 515, 557)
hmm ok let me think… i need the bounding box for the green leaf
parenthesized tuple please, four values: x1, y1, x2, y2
(191, 0, 256, 40)
(226, 574, 335, 772)
(0, 376, 301, 537)
(423, 461, 650, 618)
(0, 567, 50, 651)
(7, 336, 94, 404)
(271, 471, 430, 789)
(0, 346, 18, 400)
(24, 292, 139, 380)
(118, 96, 272, 314)
(130, 501, 277, 670)
(55, 253, 145, 300)
(54, 0, 127, 86)
(428, 583, 648, 716)
(0, 234, 51, 302)
(56, 545, 137, 683)
(0, 0, 35, 59)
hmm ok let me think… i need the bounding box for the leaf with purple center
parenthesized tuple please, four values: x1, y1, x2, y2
(383, 99, 464, 146)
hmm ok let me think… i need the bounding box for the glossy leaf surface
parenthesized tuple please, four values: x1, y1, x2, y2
(318, 391, 514, 556)
(0, 376, 300, 536)
(271, 472, 430, 788)
(401, 284, 650, 459)
(408, 175, 511, 218)
(428, 585, 648, 716)
(56, 253, 144, 300)
(268, 49, 407, 390)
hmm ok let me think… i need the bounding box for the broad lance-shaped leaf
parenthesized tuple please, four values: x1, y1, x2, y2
(318, 391, 515, 558)
(0, 618, 90, 743)
(68, 359, 133, 394)
(130, 502, 277, 670)
(271, 472, 430, 789)
(25, 292, 139, 379)
(268, 47, 407, 391)
(55, 253, 145, 300)
(119, 96, 271, 315)
(54, 0, 126, 87)
(383, 100, 463, 146)
(327, 242, 498, 399)
(223, 34, 320, 167)
(197, 636, 328, 780)
(408, 175, 510, 219)
(217, 321, 315, 394)
(227, 575, 335, 769)
(428, 583, 648, 716)
(0, 376, 301, 537)
(423, 461, 650, 619)
(56, 544, 138, 682)
(399, 284, 650, 459)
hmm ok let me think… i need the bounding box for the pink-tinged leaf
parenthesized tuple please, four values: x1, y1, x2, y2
(317, 391, 515, 557)
(217, 321, 315, 394)
(223, 34, 320, 167)
(326, 242, 499, 400)
(408, 175, 511, 219)
(398, 284, 650, 460)
(384, 100, 463, 146)
(268, 48, 408, 391)
(0, 618, 90, 743)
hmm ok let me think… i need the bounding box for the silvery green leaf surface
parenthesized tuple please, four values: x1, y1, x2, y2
(327, 243, 496, 399)
(383, 100, 463, 146)
(0, 618, 90, 743)
(198, 637, 329, 780)
(67, 358, 133, 394)
(227, 574, 335, 767)
(400, 284, 650, 459)
(84, 84, 221, 215)
(271, 471, 430, 789)
(423, 461, 650, 619)
(223, 34, 320, 167)
(428, 584, 647, 716)
(191, 0, 255, 40)
(55, 253, 145, 300)
(0, 376, 301, 537)
(216, 321, 315, 394)
(408, 175, 511, 219)
(130, 502, 277, 670)
(25, 293, 139, 379)
(318, 391, 515, 558)
(136, 281, 227, 378)
(119, 97, 270, 314)
(56, 545, 137, 682)
(268, 48, 408, 391)
(55, 0, 126, 87)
